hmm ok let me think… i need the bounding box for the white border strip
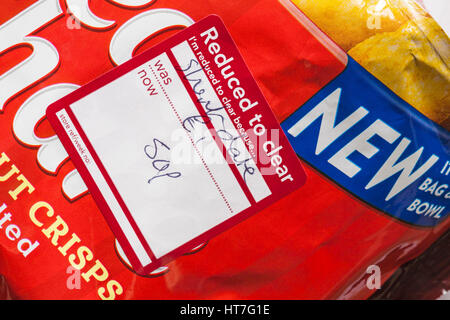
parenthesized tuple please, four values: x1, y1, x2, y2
(56, 109, 152, 266)
(279, 0, 348, 66)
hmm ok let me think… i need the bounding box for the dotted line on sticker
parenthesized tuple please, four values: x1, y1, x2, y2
(149, 64, 234, 215)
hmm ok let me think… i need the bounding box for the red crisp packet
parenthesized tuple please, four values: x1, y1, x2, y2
(1, 0, 448, 301)
(46, 15, 306, 275)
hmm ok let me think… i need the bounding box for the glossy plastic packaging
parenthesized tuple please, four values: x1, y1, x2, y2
(0, 0, 448, 299)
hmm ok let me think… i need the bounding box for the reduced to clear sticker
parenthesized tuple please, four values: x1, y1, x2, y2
(47, 15, 306, 275)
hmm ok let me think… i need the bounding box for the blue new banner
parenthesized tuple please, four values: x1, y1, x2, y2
(282, 57, 449, 227)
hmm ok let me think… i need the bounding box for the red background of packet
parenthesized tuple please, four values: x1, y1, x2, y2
(0, 0, 447, 299)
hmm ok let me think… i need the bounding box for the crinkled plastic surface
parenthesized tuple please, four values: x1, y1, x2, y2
(371, 230, 449, 300)
(293, 0, 450, 127)
(0, 0, 448, 300)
